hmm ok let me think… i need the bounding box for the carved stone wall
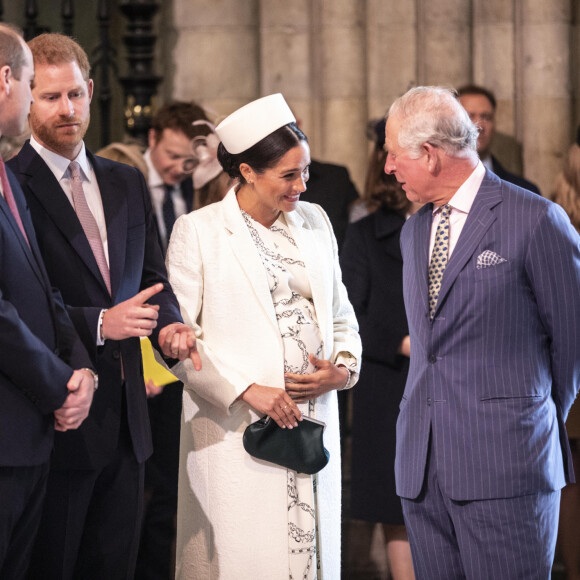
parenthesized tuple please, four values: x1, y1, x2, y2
(164, 0, 579, 194)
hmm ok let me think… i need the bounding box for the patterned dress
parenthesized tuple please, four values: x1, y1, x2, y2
(242, 209, 322, 580)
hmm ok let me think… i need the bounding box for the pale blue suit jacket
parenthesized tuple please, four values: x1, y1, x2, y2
(396, 170, 580, 501)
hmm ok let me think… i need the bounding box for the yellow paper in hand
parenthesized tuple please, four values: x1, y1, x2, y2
(140, 337, 177, 387)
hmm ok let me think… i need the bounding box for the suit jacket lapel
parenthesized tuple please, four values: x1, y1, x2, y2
(0, 191, 46, 289)
(220, 189, 279, 331)
(433, 171, 502, 317)
(89, 151, 127, 299)
(18, 143, 113, 299)
(181, 178, 194, 213)
(412, 205, 432, 317)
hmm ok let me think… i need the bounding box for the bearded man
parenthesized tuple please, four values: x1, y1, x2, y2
(8, 33, 200, 580)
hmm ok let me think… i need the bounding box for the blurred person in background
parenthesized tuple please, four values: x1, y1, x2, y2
(549, 131, 580, 580)
(457, 84, 541, 195)
(341, 117, 416, 580)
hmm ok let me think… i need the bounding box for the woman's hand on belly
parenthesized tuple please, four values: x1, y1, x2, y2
(239, 383, 302, 429)
(285, 354, 350, 403)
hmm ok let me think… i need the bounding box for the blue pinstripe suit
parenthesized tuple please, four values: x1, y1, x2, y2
(397, 170, 580, 578)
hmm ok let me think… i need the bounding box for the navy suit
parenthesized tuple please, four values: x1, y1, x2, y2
(0, 167, 91, 578)
(8, 142, 183, 579)
(490, 155, 541, 195)
(341, 208, 409, 524)
(397, 170, 580, 579)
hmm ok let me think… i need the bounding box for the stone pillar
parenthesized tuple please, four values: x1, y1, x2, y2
(572, 1, 580, 134)
(170, 0, 260, 117)
(259, 1, 313, 141)
(416, 0, 471, 87)
(366, 0, 417, 119)
(518, 0, 572, 193)
(314, 0, 367, 188)
(472, 0, 516, 135)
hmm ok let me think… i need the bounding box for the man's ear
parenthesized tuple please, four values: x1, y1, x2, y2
(0, 65, 12, 98)
(87, 78, 94, 103)
(148, 128, 157, 150)
(423, 142, 441, 175)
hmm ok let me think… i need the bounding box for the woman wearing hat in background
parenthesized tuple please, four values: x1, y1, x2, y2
(166, 94, 361, 579)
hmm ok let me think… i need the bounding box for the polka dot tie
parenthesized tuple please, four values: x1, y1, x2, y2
(428, 204, 450, 319)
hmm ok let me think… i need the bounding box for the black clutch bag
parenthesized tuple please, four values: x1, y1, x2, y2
(243, 415, 330, 474)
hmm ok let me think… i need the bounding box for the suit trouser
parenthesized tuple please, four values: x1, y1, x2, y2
(401, 438, 560, 580)
(0, 463, 49, 580)
(135, 381, 183, 580)
(28, 416, 145, 580)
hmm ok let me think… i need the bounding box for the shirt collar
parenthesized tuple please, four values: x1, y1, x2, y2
(144, 148, 165, 190)
(432, 160, 485, 216)
(481, 154, 494, 171)
(30, 135, 91, 181)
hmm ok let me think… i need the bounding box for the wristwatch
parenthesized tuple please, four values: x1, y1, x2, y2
(80, 368, 99, 391)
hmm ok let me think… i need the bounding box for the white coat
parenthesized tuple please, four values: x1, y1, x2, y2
(167, 188, 361, 579)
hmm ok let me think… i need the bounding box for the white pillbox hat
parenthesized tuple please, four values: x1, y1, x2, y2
(215, 94, 295, 155)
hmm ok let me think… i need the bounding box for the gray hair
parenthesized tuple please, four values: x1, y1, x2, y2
(388, 86, 479, 160)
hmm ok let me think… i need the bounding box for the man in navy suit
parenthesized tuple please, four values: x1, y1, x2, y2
(8, 33, 200, 579)
(457, 84, 541, 195)
(0, 24, 95, 579)
(385, 86, 580, 579)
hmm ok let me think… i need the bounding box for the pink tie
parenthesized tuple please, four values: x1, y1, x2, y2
(69, 161, 111, 295)
(0, 156, 30, 246)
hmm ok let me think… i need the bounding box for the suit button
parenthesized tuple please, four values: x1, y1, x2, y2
(427, 397, 432, 405)
(112, 349, 120, 360)
(428, 354, 437, 363)
(53, 347, 60, 356)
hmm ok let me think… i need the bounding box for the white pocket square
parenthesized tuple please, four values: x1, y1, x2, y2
(476, 250, 507, 269)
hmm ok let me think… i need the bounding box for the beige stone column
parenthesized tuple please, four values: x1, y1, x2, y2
(170, 0, 260, 118)
(472, 1, 516, 135)
(518, 0, 572, 194)
(259, 1, 313, 141)
(366, 0, 417, 119)
(314, 0, 368, 189)
(572, 1, 580, 134)
(416, 0, 471, 87)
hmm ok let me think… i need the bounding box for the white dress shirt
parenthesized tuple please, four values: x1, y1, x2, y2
(30, 136, 109, 266)
(144, 149, 188, 248)
(429, 161, 486, 260)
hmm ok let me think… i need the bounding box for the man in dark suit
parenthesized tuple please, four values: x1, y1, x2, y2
(457, 84, 542, 194)
(300, 159, 359, 248)
(0, 24, 95, 579)
(385, 86, 580, 579)
(9, 33, 200, 580)
(145, 102, 210, 251)
(138, 102, 209, 579)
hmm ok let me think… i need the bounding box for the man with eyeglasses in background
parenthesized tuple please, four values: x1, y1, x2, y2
(457, 84, 541, 195)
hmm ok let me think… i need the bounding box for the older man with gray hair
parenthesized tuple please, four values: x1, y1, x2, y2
(386, 86, 580, 579)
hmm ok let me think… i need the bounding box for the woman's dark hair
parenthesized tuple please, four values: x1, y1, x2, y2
(356, 118, 410, 215)
(362, 148, 411, 215)
(217, 122, 307, 182)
